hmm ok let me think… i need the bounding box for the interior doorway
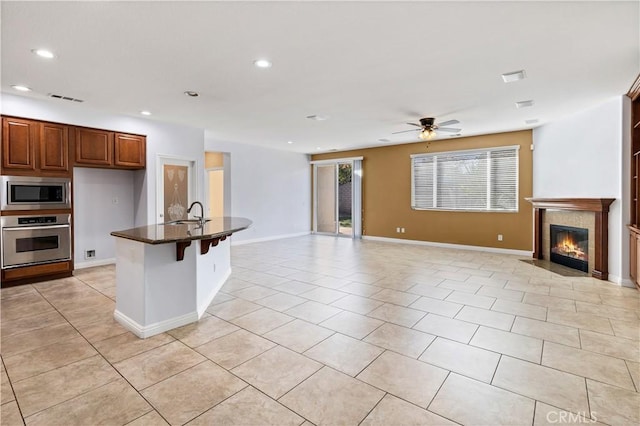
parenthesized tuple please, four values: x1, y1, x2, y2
(205, 151, 229, 218)
(208, 169, 224, 217)
(312, 157, 362, 238)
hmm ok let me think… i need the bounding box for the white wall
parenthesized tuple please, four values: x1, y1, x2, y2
(205, 137, 311, 243)
(73, 168, 136, 266)
(533, 96, 627, 284)
(2, 94, 205, 266)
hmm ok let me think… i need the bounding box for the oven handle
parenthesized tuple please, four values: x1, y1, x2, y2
(2, 224, 70, 231)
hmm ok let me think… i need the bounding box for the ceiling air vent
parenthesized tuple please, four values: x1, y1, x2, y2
(48, 93, 84, 103)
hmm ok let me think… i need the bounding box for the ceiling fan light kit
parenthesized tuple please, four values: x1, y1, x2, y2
(419, 129, 436, 140)
(392, 117, 461, 142)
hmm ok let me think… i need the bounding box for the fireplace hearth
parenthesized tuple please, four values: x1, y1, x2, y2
(550, 224, 588, 272)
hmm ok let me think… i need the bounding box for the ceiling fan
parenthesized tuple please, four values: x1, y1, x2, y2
(392, 117, 461, 140)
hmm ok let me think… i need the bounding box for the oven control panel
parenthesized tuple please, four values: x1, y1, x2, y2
(1, 214, 70, 228)
(18, 216, 58, 225)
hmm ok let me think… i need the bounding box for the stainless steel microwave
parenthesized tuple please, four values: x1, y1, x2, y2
(1, 176, 71, 210)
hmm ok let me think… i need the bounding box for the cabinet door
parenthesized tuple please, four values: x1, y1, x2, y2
(39, 123, 70, 172)
(631, 232, 637, 282)
(114, 133, 146, 169)
(1, 117, 37, 171)
(636, 236, 640, 288)
(75, 128, 113, 166)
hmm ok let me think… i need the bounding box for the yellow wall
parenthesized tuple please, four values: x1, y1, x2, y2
(208, 170, 224, 217)
(312, 130, 533, 251)
(205, 152, 224, 169)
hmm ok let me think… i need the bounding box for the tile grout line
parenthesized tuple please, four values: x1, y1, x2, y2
(23, 280, 179, 424)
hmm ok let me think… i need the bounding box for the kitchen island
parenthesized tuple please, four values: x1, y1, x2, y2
(111, 217, 251, 338)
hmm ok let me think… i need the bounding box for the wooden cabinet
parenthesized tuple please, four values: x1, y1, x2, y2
(630, 226, 640, 288)
(75, 128, 145, 170)
(2, 117, 70, 175)
(75, 128, 113, 166)
(2, 117, 38, 172)
(115, 133, 146, 168)
(629, 73, 640, 289)
(40, 122, 69, 172)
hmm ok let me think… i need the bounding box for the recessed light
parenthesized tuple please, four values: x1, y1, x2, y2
(306, 115, 329, 121)
(140, 110, 152, 116)
(253, 59, 272, 68)
(525, 119, 539, 125)
(378, 138, 390, 143)
(501, 70, 526, 83)
(287, 141, 293, 144)
(11, 85, 31, 92)
(316, 147, 322, 150)
(515, 100, 535, 109)
(31, 49, 55, 59)
(184, 91, 199, 97)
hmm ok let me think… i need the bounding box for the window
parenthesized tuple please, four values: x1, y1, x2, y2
(411, 145, 519, 212)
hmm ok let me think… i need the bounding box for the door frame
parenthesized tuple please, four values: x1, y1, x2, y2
(311, 156, 363, 238)
(156, 154, 197, 223)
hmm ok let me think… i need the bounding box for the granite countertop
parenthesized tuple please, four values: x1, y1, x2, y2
(110, 217, 252, 244)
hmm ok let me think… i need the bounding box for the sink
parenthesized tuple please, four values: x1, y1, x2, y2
(165, 219, 211, 225)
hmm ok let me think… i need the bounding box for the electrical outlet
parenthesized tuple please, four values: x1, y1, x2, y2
(401, 228, 405, 233)
(85, 249, 96, 259)
(497, 234, 503, 241)
(396, 227, 401, 233)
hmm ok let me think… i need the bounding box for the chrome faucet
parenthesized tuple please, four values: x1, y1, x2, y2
(187, 201, 205, 226)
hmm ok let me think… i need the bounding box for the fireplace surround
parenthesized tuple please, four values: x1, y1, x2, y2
(526, 198, 615, 280)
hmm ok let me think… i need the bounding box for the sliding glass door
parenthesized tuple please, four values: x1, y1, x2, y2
(316, 164, 338, 233)
(312, 158, 362, 238)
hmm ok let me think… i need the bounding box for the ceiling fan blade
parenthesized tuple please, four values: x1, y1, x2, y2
(437, 127, 462, 133)
(437, 119, 460, 127)
(391, 129, 420, 134)
(406, 122, 422, 127)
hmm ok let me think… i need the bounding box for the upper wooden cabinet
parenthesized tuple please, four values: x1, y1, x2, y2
(75, 128, 113, 167)
(74, 128, 145, 170)
(2, 117, 37, 172)
(2, 116, 146, 175)
(40, 123, 69, 172)
(2, 117, 70, 175)
(115, 133, 146, 168)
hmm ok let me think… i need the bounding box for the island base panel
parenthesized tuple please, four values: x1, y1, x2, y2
(113, 237, 231, 338)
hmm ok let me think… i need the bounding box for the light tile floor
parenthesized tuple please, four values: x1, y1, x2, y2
(1, 236, 639, 425)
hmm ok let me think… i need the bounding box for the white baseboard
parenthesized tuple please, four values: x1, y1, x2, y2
(231, 231, 311, 246)
(608, 274, 635, 288)
(75, 258, 116, 269)
(114, 309, 199, 339)
(197, 268, 232, 317)
(362, 235, 533, 257)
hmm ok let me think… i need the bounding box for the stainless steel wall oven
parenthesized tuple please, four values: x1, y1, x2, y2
(1, 214, 71, 269)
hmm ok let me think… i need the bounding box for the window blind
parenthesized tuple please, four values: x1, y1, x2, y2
(411, 146, 519, 212)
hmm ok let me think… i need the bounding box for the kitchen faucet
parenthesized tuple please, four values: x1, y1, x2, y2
(187, 201, 205, 226)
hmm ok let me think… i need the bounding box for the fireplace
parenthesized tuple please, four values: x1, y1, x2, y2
(550, 224, 589, 272)
(526, 198, 614, 280)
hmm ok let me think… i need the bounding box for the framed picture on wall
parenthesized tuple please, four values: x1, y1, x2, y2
(156, 155, 196, 223)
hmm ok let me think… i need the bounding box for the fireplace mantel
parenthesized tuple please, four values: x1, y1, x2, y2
(525, 198, 615, 280)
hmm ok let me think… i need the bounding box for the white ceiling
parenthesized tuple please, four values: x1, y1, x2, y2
(1, 1, 638, 154)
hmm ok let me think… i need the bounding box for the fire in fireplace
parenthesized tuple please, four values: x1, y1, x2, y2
(550, 224, 589, 272)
